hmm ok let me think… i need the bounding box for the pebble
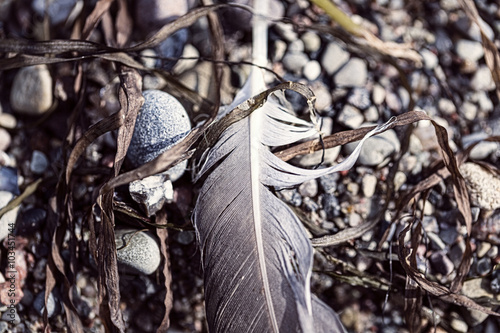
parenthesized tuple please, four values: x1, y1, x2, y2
(393, 171, 407, 191)
(301, 31, 321, 53)
(309, 81, 332, 111)
(337, 105, 364, 129)
(298, 179, 318, 197)
(460, 101, 477, 121)
(288, 40, 304, 53)
(273, 22, 298, 42)
(319, 173, 339, 194)
(460, 162, 500, 210)
(282, 51, 309, 74)
(302, 60, 321, 81)
(16, 207, 47, 236)
(127, 90, 191, 181)
(32, 0, 78, 26)
(429, 250, 454, 276)
(0, 129, 10, 152)
(344, 128, 401, 166)
(334, 58, 368, 88)
(0, 113, 17, 129)
(450, 317, 468, 333)
(473, 91, 493, 112)
(420, 49, 438, 69)
(33, 290, 61, 318)
(477, 242, 491, 258)
(156, 29, 189, 71)
(372, 84, 386, 105)
(438, 98, 456, 115)
(347, 88, 371, 110)
(361, 174, 377, 198)
(134, 0, 189, 33)
(321, 42, 349, 75)
(363, 106, 379, 123)
(0, 321, 7, 333)
(322, 193, 341, 220)
(1, 309, 20, 324)
(439, 222, 459, 245)
(272, 39, 288, 62)
(10, 65, 53, 115)
(461, 132, 498, 160)
(0, 191, 20, 241)
(470, 66, 495, 91)
(115, 228, 161, 275)
(174, 230, 195, 245)
(455, 39, 484, 62)
(173, 44, 199, 74)
(294, 146, 341, 167)
(30, 150, 49, 174)
(476, 257, 492, 276)
(129, 174, 173, 217)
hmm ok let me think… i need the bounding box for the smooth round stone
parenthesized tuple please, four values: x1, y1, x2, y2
(337, 105, 364, 129)
(10, 65, 53, 115)
(302, 60, 321, 81)
(115, 228, 161, 275)
(471, 66, 495, 91)
(30, 150, 49, 174)
(301, 31, 321, 53)
(0, 113, 17, 129)
(0, 128, 11, 152)
(334, 58, 368, 88)
(321, 42, 349, 75)
(127, 90, 191, 182)
(282, 51, 309, 74)
(455, 39, 484, 63)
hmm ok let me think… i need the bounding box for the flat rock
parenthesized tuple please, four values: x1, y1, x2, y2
(127, 90, 191, 182)
(115, 229, 161, 275)
(10, 65, 53, 115)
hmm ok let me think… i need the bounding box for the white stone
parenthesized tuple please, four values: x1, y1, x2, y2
(303, 60, 321, 81)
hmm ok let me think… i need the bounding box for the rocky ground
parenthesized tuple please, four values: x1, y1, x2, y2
(0, 0, 499, 332)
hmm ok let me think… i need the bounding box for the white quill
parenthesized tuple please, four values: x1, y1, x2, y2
(193, 2, 393, 332)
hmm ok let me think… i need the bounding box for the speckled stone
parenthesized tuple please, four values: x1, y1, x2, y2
(127, 90, 191, 181)
(10, 65, 53, 115)
(115, 228, 161, 275)
(460, 162, 500, 210)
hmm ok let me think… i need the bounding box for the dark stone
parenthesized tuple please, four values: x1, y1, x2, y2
(16, 208, 47, 236)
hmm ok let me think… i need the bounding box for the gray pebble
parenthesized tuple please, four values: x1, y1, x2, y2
(337, 105, 364, 129)
(0, 191, 20, 241)
(344, 128, 400, 166)
(471, 66, 495, 91)
(476, 257, 492, 276)
(321, 42, 349, 75)
(334, 58, 368, 88)
(319, 173, 339, 194)
(298, 179, 318, 198)
(10, 65, 53, 115)
(282, 51, 309, 74)
(309, 81, 332, 111)
(288, 40, 305, 53)
(302, 60, 322, 81)
(33, 290, 60, 318)
(371, 84, 386, 105)
(127, 90, 191, 182)
(439, 223, 459, 245)
(420, 49, 439, 69)
(278, 189, 302, 207)
(272, 39, 288, 62)
(1, 309, 20, 324)
(115, 229, 161, 275)
(32, 0, 77, 25)
(322, 193, 340, 220)
(0, 321, 7, 333)
(174, 230, 195, 245)
(429, 251, 454, 276)
(294, 146, 341, 168)
(455, 39, 484, 62)
(30, 150, 49, 174)
(422, 215, 439, 234)
(363, 106, 379, 123)
(301, 31, 321, 53)
(347, 87, 371, 110)
(273, 22, 298, 42)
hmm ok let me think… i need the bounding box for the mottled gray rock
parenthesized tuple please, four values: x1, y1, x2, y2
(337, 105, 364, 129)
(10, 65, 53, 115)
(298, 179, 318, 198)
(33, 290, 61, 318)
(455, 39, 484, 62)
(348, 88, 371, 110)
(0, 191, 20, 241)
(321, 42, 349, 75)
(302, 60, 321, 81)
(334, 58, 367, 88)
(30, 150, 49, 174)
(129, 174, 173, 216)
(344, 128, 400, 166)
(115, 229, 161, 275)
(127, 90, 191, 182)
(460, 162, 500, 210)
